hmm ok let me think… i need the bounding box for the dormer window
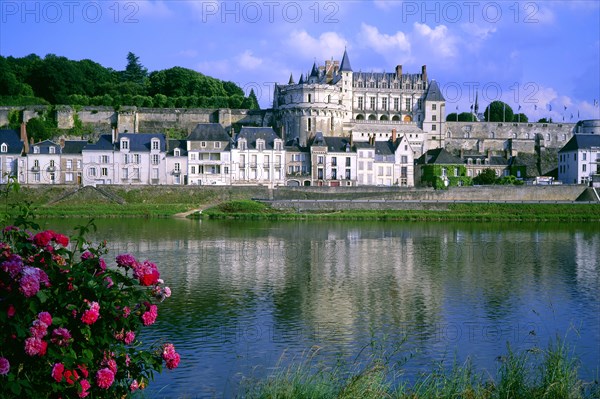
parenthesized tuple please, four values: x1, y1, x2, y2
(201, 141, 207, 148)
(256, 139, 265, 151)
(121, 139, 129, 150)
(215, 142, 221, 149)
(0, 143, 7, 153)
(174, 149, 181, 157)
(238, 139, 247, 151)
(274, 140, 282, 151)
(49, 147, 55, 154)
(33, 146, 40, 154)
(151, 139, 160, 150)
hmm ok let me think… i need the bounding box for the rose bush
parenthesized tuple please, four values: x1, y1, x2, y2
(0, 222, 179, 398)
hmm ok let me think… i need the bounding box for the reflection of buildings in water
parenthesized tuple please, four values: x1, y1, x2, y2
(574, 233, 600, 295)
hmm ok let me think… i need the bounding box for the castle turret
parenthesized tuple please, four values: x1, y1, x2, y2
(339, 49, 353, 117)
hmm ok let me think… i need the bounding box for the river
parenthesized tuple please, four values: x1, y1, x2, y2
(39, 218, 600, 398)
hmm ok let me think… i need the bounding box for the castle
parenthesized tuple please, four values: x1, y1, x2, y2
(273, 49, 445, 157)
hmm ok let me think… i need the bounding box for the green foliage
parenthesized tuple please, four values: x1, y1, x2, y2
(497, 175, 524, 185)
(0, 54, 254, 109)
(473, 168, 498, 185)
(26, 117, 54, 142)
(446, 113, 457, 121)
(420, 164, 470, 189)
(0, 190, 180, 398)
(484, 101, 514, 122)
(513, 113, 529, 123)
(537, 118, 553, 123)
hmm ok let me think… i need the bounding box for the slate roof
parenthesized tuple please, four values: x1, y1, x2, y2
(322, 136, 354, 153)
(62, 140, 87, 155)
(236, 127, 281, 150)
(0, 129, 24, 155)
(31, 140, 61, 154)
(558, 134, 600, 153)
(339, 49, 352, 72)
(187, 123, 231, 142)
(167, 139, 188, 156)
(462, 154, 509, 166)
(84, 133, 167, 152)
(417, 148, 462, 165)
(425, 80, 445, 102)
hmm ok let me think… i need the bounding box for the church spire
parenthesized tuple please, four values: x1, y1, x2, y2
(339, 48, 352, 72)
(288, 73, 295, 85)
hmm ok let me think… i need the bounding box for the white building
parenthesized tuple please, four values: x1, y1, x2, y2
(82, 132, 167, 186)
(231, 127, 285, 188)
(27, 140, 62, 185)
(186, 123, 232, 185)
(355, 130, 415, 187)
(166, 139, 188, 185)
(60, 140, 86, 185)
(310, 133, 357, 186)
(0, 129, 24, 184)
(558, 134, 600, 185)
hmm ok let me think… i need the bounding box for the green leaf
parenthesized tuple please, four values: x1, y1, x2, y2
(36, 290, 48, 303)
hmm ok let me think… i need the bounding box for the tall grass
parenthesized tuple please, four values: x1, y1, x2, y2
(240, 339, 599, 399)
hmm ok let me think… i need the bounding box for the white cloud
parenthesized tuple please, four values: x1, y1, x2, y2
(284, 30, 347, 61)
(178, 50, 198, 58)
(460, 23, 497, 41)
(360, 23, 411, 53)
(237, 50, 263, 70)
(196, 59, 232, 78)
(412, 23, 457, 59)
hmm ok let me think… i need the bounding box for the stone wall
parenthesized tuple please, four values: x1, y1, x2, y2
(444, 121, 576, 152)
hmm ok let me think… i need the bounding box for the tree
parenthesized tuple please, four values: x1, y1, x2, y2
(26, 117, 53, 142)
(242, 89, 260, 110)
(458, 112, 476, 122)
(537, 117, 553, 123)
(446, 113, 457, 121)
(483, 101, 514, 122)
(512, 113, 528, 123)
(122, 52, 148, 85)
(472, 168, 498, 185)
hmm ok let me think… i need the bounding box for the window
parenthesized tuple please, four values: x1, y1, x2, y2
(275, 141, 282, 151)
(121, 139, 129, 150)
(191, 166, 196, 174)
(122, 168, 128, 179)
(190, 153, 196, 161)
(382, 98, 388, 111)
(152, 154, 160, 165)
(0, 143, 6, 153)
(66, 160, 72, 170)
(401, 155, 408, 164)
(583, 164, 587, 172)
(432, 115, 437, 121)
(405, 98, 411, 111)
(394, 98, 399, 111)
(370, 97, 376, 110)
(152, 139, 160, 150)
(224, 167, 229, 174)
(101, 155, 109, 163)
(134, 154, 141, 164)
(432, 125, 437, 131)
(583, 153, 587, 161)
(123, 154, 130, 164)
(49, 147, 55, 154)
(432, 104, 437, 110)
(418, 99, 423, 109)
(215, 142, 221, 149)
(332, 169, 337, 180)
(77, 160, 82, 169)
(238, 140, 247, 150)
(34, 173, 40, 182)
(175, 163, 181, 172)
(34, 160, 40, 168)
(49, 160, 55, 168)
(257, 140, 265, 151)
(174, 149, 181, 157)
(332, 157, 337, 166)
(133, 168, 140, 180)
(318, 156, 324, 165)
(101, 167, 108, 177)
(201, 141, 207, 148)
(358, 97, 363, 110)
(33, 146, 40, 154)
(90, 167, 96, 177)
(345, 169, 351, 180)
(346, 157, 351, 167)
(317, 168, 324, 179)
(308, 94, 312, 102)
(65, 172, 73, 182)
(152, 168, 159, 179)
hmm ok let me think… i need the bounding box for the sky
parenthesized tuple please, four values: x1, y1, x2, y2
(1, 0, 599, 121)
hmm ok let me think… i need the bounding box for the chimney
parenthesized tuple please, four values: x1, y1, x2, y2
(421, 65, 427, 83)
(112, 127, 119, 144)
(391, 128, 397, 143)
(60, 138, 65, 149)
(349, 132, 353, 147)
(395, 65, 402, 77)
(460, 149, 464, 159)
(20, 122, 29, 154)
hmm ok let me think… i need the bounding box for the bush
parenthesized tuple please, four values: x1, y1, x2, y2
(0, 211, 179, 397)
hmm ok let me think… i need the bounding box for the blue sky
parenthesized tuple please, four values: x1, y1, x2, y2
(1, 0, 599, 120)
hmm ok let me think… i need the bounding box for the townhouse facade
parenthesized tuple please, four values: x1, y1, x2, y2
(0, 129, 24, 184)
(558, 134, 600, 185)
(186, 123, 231, 186)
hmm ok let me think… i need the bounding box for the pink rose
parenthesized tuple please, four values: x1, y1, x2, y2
(78, 379, 91, 398)
(124, 331, 135, 345)
(81, 301, 100, 325)
(96, 368, 114, 389)
(38, 311, 52, 326)
(0, 357, 10, 375)
(51, 363, 65, 382)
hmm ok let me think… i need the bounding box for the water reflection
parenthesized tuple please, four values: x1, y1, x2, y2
(39, 219, 600, 398)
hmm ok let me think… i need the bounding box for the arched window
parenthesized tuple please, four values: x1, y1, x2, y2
(392, 115, 400, 121)
(368, 114, 377, 120)
(0, 143, 7, 153)
(356, 114, 365, 120)
(380, 115, 388, 121)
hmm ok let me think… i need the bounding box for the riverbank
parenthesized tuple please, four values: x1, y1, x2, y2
(198, 200, 600, 222)
(1, 185, 599, 220)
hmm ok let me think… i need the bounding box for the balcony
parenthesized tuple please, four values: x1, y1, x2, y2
(31, 165, 40, 172)
(47, 166, 56, 172)
(171, 170, 181, 175)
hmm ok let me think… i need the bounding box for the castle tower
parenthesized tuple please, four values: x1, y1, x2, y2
(422, 80, 446, 151)
(339, 49, 353, 118)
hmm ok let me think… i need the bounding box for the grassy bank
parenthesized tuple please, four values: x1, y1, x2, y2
(199, 200, 600, 222)
(240, 341, 598, 399)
